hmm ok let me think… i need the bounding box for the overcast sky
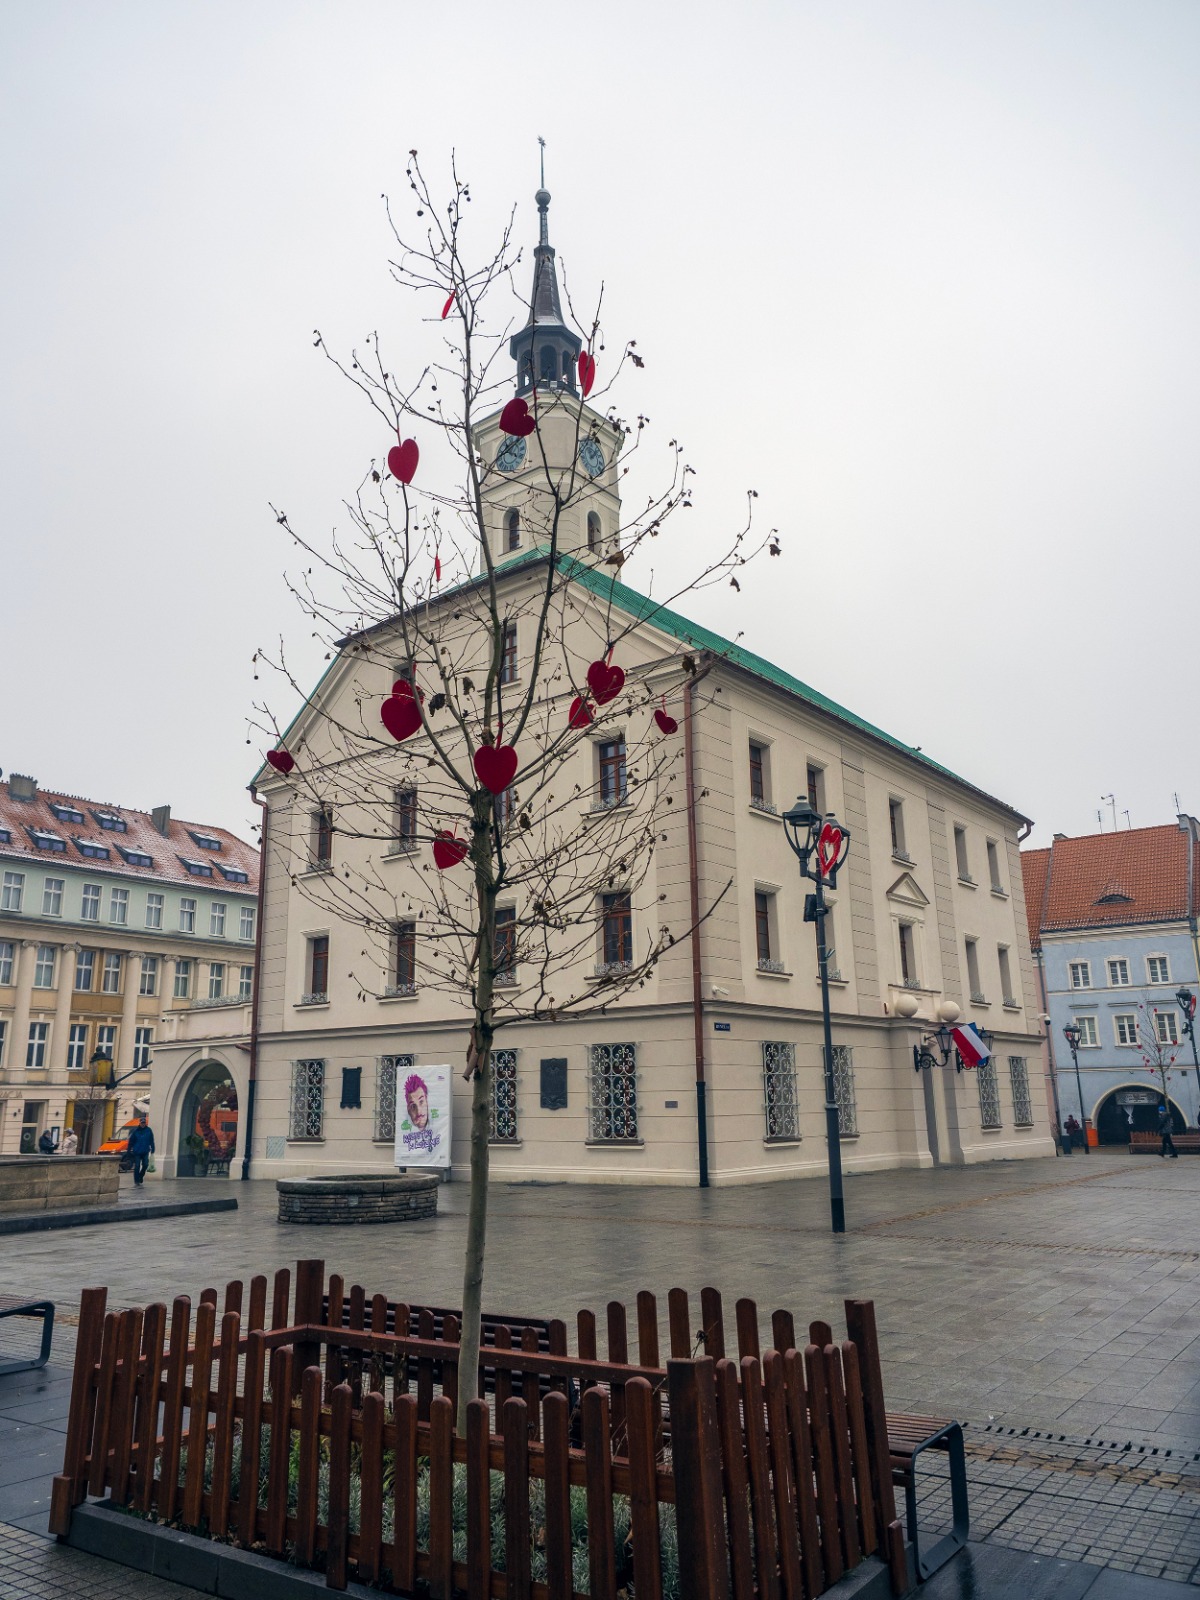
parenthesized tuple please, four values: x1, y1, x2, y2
(2, 0, 1197, 848)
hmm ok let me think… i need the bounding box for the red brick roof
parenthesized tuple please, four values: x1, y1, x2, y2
(1021, 824, 1200, 947)
(0, 777, 258, 894)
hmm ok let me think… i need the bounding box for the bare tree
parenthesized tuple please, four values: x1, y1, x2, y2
(1135, 1003, 1181, 1112)
(255, 155, 775, 1427)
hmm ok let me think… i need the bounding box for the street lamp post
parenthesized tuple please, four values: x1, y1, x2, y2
(1062, 1022, 1088, 1153)
(1176, 988, 1199, 1126)
(783, 798, 850, 1235)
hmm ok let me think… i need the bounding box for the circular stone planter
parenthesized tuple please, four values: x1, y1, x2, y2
(276, 1172, 439, 1225)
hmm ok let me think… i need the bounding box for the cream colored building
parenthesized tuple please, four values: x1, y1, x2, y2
(0, 774, 258, 1161)
(202, 188, 1054, 1188)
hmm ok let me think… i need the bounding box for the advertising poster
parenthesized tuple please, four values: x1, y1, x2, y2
(394, 1064, 452, 1169)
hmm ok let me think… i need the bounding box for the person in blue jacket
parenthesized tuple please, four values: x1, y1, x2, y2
(126, 1115, 155, 1185)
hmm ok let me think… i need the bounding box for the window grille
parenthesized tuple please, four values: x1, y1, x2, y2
(1008, 1055, 1032, 1126)
(290, 1059, 325, 1140)
(587, 1043, 638, 1142)
(762, 1041, 800, 1142)
(831, 1044, 858, 1136)
(490, 1049, 519, 1144)
(376, 1053, 413, 1142)
(977, 1056, 1001, 1129)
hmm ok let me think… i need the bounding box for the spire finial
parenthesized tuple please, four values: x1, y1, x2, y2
(535, 138, 550, 247)
(538, 135, 546, 189)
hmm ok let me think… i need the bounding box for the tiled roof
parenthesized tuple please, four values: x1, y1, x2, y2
(0, 779, 259, 893)
(1021, 824, 1200, 941)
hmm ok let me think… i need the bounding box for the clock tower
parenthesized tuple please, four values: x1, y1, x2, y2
(474, 186, 624, 572)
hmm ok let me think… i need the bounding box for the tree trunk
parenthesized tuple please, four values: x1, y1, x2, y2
(457, 1034, 492, 1433)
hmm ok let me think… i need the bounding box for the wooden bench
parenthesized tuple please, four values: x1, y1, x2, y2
(887, 1411, 969, 1581)
(1130, 1131, 1200, 1154)
(0, 1294, 55, 1378)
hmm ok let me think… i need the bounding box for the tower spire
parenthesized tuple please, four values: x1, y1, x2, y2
(509, 141, 582, 397)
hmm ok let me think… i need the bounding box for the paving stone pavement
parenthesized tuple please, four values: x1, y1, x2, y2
(3, 1150, 1200, 1590)
(0, 1516, 207, 1597)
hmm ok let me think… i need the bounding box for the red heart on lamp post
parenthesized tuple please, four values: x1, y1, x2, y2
(568, 696, 594, 729)
(388, 439, 420, 485)
(817, 823, 844, 879)
(474, 744, 518, 795)
(381, 695, 422, 741)
(266, 749, 295, 774)
(654, 709, 678, 735)
(586, 659, 625, 706)
(432, 832, 468, 870)
(499, 397, 536, 438)
(578, 352, 596, 397)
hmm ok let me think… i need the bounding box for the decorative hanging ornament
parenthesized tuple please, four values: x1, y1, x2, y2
(381, 693, 421, 741)
(578, 351, 596, 398)
(266, 749, 295, 775)
(586, 658, 625, 706)
(499, 397, 536, 438)
(654, 708, 678, 736)
(434, 553, 442, 582)
(568, 696, 593, 729)
(473, 744, 518, 795)
(387, 437, 420, 485)
(441, 293, 454, 320)
(432, 831, 468, 870)
(817, 823, 844, 879)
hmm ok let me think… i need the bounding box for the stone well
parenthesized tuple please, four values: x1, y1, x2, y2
(276, 1172, 439, 1225)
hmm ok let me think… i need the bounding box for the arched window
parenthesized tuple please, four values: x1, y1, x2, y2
(506, 508, 521, 552)
(587, 511, 601, 552)
(563, 350, 574, 382)
(539, 344, 557, 383)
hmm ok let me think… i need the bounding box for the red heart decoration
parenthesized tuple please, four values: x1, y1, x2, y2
(388, 438, 419, 485)
(434, 554, 442, 581)
(578, 352, 596, 398)
(654, 709, 678, 735)
(568, 696, 593, 729)
(499, 397, 536, 438)
(381, 695, 422, 741)
(474, 744, 518, 795)
(432, 831, 468, 870)
(441, 293, 454, 320)
(266, 749, 295, 775)
(586, 659, 625, 706)
(817, 823, 843, 878)
(391, 678, 424, 703)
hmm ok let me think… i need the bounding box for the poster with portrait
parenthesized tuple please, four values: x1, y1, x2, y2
(393, 1064, 452, 1169)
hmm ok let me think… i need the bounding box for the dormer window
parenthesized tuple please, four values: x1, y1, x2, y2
(189, 831, 222, 852)
(505, 509, 521, 552)
(219, 865, 249, 883)
(118, 847, 154, 868)
(0, 828, 10, 844)
(181, 858, 213, 877)
(49, 803, 85, 825)
(93, 810, 127, 832)
(30, 829, 66, 852)
(75, 839, 110, 860)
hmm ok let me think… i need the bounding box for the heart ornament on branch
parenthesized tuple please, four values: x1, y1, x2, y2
(432, 832, 468, 870)
(568, 696, 593, 729)
(266, 749, 295, 775)
(441, 293, 454, 320)
(578, 352, 596, 398)
(654, 708, 678, 736)
(381, 693, 422, 742)
(586, 658, 625, 706)
(817, 823, 844, 880)
(499, 397, 537, 438)
(474, 744, 518, 795)
(387, 438, 420, 485)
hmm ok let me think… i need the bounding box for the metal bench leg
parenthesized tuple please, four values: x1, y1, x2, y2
(36, 1302, 55, 1370)
(907, 1423, 969, 1582)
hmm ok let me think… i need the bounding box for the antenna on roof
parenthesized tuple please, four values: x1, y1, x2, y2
(1096, 809, 1104, 832)
(1174, 791, 1181, 813)
(1102, 793, 1117, 832)
(1123, 810, 1131, 830)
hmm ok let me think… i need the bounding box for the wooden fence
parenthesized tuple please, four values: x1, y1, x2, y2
(50, 1260, 909, 1598)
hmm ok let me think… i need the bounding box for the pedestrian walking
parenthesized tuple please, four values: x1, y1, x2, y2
(37, 1129, 55, 1154)
(126, 1114, 155, 1185)
(1158, 1104, 1178, 1159)
(59, 1128, 78, 1156)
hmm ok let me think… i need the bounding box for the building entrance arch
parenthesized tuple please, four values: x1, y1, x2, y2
(1095, 1085, 1185, 1146)
(177, 1060, 238, 1176)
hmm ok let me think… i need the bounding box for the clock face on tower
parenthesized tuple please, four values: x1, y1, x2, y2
(578, 439, 605, 479)
(495, 435, 527, 473)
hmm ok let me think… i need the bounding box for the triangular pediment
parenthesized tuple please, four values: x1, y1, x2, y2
(887, 872, 930, 908)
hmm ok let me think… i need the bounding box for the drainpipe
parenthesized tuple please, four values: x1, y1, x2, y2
(684, 673, 709, 1188)
(1034, 947, 1063, 1144)
(241, 790, 268, 1181)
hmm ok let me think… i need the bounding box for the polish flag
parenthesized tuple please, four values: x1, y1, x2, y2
(951, 1023, 991, 1070)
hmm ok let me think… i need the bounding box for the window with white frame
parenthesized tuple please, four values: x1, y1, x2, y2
(211, 903, 226, 938)
(139, 955, 158, 996)
(26, 1021, 48, 1069)
(500, 621, 518, 685)
(390, 924, 415, 995)
(1069, 961, 1091, 990)
(67, 1023, 88, 1073)
(33, 945, 56, 988)
(976, 1056, 1001, 1128)
(209, 962, 225, 1000)
(238, 964, 253, 1001)
(898, 921, 919, 986)
(748, 742, 774, 812)
(96, 1023, 116, 1059)
(1107, 958, 1130, 987)
(954, 826, 973, 882)
(806, 763, 825, 813)
(109, 887, 129, 924)
(1147, 955, 1170, 984)
(1155, 1010, 1180, 1045)
(173, 959, 191, 1000)
(0, 941, 13, 985)
(2, 871, 25, 911)
(240, 905, 256, 941)
(587, 1043, 638, 1142)
(81, 883, 101, 920)
(832, 1044, 858, 1136)
(102, 952, 122, 994)
(964, 939, 984, 1002)
(490, 1048, 519, 1144)
(987, 839, 1004, 893)
(289, 1058, 325, 1139)
(998, 946, 1015, 1005)
(375, 1054, 413, 1142)
(145, 891, 164, 929)
(494, 906, 517, 985)
(1008, 1056, 1032, 1125)
(42, 878, 64, 916)
(74, 950, 95, 991)
(1074, 1014, 1099, 1047)
(599, 892, 632, 973)
(133, 1027, 153, 1072)
(755, 890, 783, 972)
(597, 738, 627, 808)
(180, 897, 196, 933)
(889, 799, 910, 861)
(1114, 1013, 1139, 1046)
(762, 1041, 800, 1141)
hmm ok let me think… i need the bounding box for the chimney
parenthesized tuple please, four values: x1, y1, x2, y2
(151, 805, 171, 837)
(8, 774, 37, 802)
(1052, 832, 1067, 840)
